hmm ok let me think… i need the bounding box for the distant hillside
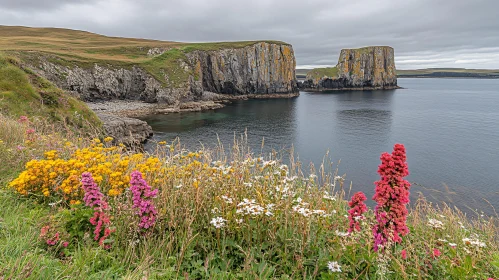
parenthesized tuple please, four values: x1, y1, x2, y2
(297, 68, 499, 79)
(397, 68, 499, 78)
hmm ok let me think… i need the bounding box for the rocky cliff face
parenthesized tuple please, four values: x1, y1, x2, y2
(188, 42, 297, 94)
(31, 42, 297, 104)
(300, 46, 398, 90)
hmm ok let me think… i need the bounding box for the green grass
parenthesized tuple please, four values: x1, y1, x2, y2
(0, 53, 101, 131)
(306, 67, 339, 79)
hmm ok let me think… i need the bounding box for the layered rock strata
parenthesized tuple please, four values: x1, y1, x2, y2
(300, 46, 398, 90)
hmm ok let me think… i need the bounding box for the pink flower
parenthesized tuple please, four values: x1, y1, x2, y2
(81, 172, 108, 210)
(433, 248, 441, 258)
(348, 192, 368, 233)
(81, 172, 114, 248)
(130, 171, 158, 231)
(401, 249, 407, 260)
(62, 241, 69, 248)
(372, 144, 411, 251)
(40, 225, 50, 237)
(18, 116, 28, 123)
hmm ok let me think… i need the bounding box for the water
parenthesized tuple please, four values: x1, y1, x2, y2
(140, 78, 499, 213)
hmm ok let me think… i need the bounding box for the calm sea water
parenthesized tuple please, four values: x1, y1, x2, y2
(140, 78, 499, 213)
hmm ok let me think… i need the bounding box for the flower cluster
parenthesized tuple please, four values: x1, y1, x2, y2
(210, 217, 227, 228)
(347, 192, 368, 233)
(372, 144, 411, 251)
(236, 198, 266, 216)
(9, 143, 163, 201)
(428, 218, 444, 229)
(130, 171, 158, 231)
(39, 225, 69, 248)
(81, 172, 114, 248)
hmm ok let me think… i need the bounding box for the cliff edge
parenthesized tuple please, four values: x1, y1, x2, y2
(301, 46, 398, 90)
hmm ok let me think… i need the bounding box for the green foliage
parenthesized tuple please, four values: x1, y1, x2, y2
(306, 67, 339, 79)
(0, 53, 101, 132)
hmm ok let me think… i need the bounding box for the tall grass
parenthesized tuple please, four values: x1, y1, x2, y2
(1, 113, 498, 279)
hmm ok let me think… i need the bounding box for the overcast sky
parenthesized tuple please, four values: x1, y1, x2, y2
(1, 0, 498, 69)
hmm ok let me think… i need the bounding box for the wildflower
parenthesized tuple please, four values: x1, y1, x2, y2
(18, 116, 28, 123)
(323, 192, 337, 201)
(62, 241, 69, 248)
(82, 172, 108, 210)
(449, 243, 457, 248)
(327, 261, 342, 273)
(103, 137, 114, 142)
(236, 198, 266, 216)
(401, 249, 407, 260)
(428, 218, 444, 229)
(81, 173, 114, 248)
(221, 195, 233, 204)
(462, 237, 486, 248)
(210, 217, 227, 228)
(432, 248, 441, 258)
(130, 171, 159, 230)
(158, 141, 167, 145)
(335, 230, 349, 237)
(348, 192, 368, 233)
(372, 144, 411, 251)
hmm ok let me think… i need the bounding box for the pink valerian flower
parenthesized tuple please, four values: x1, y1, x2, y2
(89, 211, 113, 249)
(81, 172, 108, 210)
(401, 249, 407, 260)
(432, 248, 441, 259)
(129, 171, 158, 231)
(348, 192, 368, 233)
(18, 116, 28, 123)
(39, 225, 68, 247)
(81, 172, 114, 248)
(372, 144, 411, 251)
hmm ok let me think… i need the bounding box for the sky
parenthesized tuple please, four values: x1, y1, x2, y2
(1, 0, 498, 69)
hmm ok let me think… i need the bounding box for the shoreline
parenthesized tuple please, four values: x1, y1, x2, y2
(87, 92, 300, 118)
(299, 85, 402, 92)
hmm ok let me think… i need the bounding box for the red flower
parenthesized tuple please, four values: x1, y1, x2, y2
(372, 144, 411, 251)
(432, 248, 441, 258)
(401, 249, 407, 260)
(348, 192, 368, 233)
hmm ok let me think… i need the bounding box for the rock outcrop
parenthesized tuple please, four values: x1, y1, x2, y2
(300, 46, 398, 91)
(96, 113, 153, 147)
(31, 42, 298, 104)
(188, 42, 297, 94)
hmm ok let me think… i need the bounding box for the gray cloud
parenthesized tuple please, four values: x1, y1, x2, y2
(0, 0, 498, 69)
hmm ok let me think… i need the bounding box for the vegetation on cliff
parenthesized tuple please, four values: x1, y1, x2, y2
(0, 53, 100, 131)
(0, 112, 498, 279)
(305, 67, 339, 80)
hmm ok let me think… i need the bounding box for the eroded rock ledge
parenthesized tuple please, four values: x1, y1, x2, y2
(96, 113, 153, 147)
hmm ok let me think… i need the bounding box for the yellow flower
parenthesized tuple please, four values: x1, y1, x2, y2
(158, 141, 167, 145)
(104, 137, 114, 142)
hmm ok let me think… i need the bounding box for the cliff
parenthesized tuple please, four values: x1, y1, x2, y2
(300, 46, 398, 90)
(0, 26, 298, 145)
(0, 26, 297, 105)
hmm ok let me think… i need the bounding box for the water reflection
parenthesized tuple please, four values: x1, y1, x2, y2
(139, 80, 499, 214)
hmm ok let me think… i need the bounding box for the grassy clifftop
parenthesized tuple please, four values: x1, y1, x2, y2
(305, 67, 339, 80)
(0, 53, 100, 130)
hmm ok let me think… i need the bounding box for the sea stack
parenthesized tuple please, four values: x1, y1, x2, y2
(301, 46, 399, 90)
